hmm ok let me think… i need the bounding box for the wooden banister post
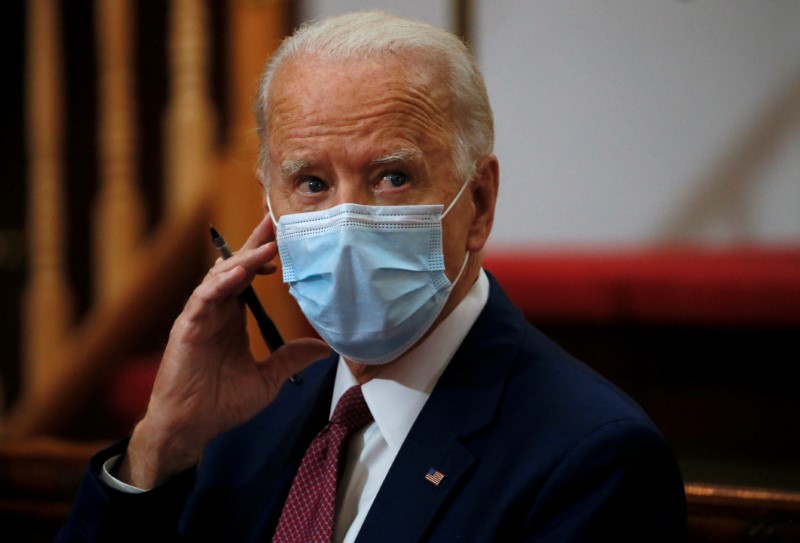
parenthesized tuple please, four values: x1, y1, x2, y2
(164, 0, 216, 218)
(94, 0, 147, 303)
(20, 0, 75, 408)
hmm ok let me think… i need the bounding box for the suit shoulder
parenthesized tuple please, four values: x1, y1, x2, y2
(506, 323, 661, 444)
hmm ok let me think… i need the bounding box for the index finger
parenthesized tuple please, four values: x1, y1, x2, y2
(239, 213, 276, 252)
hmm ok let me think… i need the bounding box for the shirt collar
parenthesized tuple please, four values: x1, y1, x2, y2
(331, 269, 490, 453)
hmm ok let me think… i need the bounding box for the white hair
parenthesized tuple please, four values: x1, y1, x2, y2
(253, 10, 494, 185)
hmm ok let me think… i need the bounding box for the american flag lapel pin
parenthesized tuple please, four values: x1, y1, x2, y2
(424, 467, 445, 486)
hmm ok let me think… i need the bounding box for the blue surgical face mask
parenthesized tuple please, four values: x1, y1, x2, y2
(269, 180, 470, 365)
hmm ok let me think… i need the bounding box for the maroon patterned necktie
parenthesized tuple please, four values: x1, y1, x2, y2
(272, 385, 374, 543)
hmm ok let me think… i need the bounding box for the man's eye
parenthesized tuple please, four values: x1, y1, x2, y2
(301, 177, 327, 193)
(382, 172, 408, 188)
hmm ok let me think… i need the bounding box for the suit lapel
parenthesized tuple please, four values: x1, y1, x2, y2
(356, 274, 525, 542)
(244, 353, 339, 539)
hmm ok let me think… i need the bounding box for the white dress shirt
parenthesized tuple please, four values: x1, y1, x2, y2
(103, 270, 490, 543)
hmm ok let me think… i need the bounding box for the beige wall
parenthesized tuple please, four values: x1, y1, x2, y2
(303, 0, 800, 247)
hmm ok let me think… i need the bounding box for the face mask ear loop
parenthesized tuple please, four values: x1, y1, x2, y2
(441, 176, 472, 219)
(450, 251, 470, 288)
(265, 188, 279, 229)
(442, 176, 473, 289)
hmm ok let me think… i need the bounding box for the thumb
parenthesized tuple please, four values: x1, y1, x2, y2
(259, 338, 332, 387)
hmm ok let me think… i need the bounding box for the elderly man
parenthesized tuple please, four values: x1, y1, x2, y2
(57, 11, 686, 542)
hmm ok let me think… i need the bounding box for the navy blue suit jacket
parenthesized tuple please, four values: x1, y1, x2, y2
(57, 274, 686, 542)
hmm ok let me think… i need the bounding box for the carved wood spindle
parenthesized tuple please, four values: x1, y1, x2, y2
(22, 0, 75, 401)
(165, 0, 216, 217)
(94, 0, 147, 303)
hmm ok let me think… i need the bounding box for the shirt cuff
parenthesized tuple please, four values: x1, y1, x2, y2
(101, 454, 148, 494)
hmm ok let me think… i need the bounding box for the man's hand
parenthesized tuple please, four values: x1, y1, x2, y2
(116, 214, 330, 489)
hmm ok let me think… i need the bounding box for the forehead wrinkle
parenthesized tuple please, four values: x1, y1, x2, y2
(272, 78, 448, 140)
(268, 55, 455, 174)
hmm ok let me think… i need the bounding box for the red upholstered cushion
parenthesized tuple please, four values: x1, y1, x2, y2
(483, 247, 800, 327)
(104, 354, 160, 430)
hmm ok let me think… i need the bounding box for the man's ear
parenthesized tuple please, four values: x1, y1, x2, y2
(467, 154, 499, 252)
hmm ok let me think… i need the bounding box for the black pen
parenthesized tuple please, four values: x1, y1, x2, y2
(208, 225, 285, 353)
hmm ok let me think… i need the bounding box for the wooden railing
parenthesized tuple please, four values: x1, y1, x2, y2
(686, 483, 800, 542)
(1, 0, 309, 441)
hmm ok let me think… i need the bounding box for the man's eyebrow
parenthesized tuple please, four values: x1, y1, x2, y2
(279, 149, 418, 177)
(370, 148, 420, 166)
(280, 158, 311, 179)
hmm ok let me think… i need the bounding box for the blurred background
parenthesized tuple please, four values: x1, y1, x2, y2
(1, 0, 799, 541)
